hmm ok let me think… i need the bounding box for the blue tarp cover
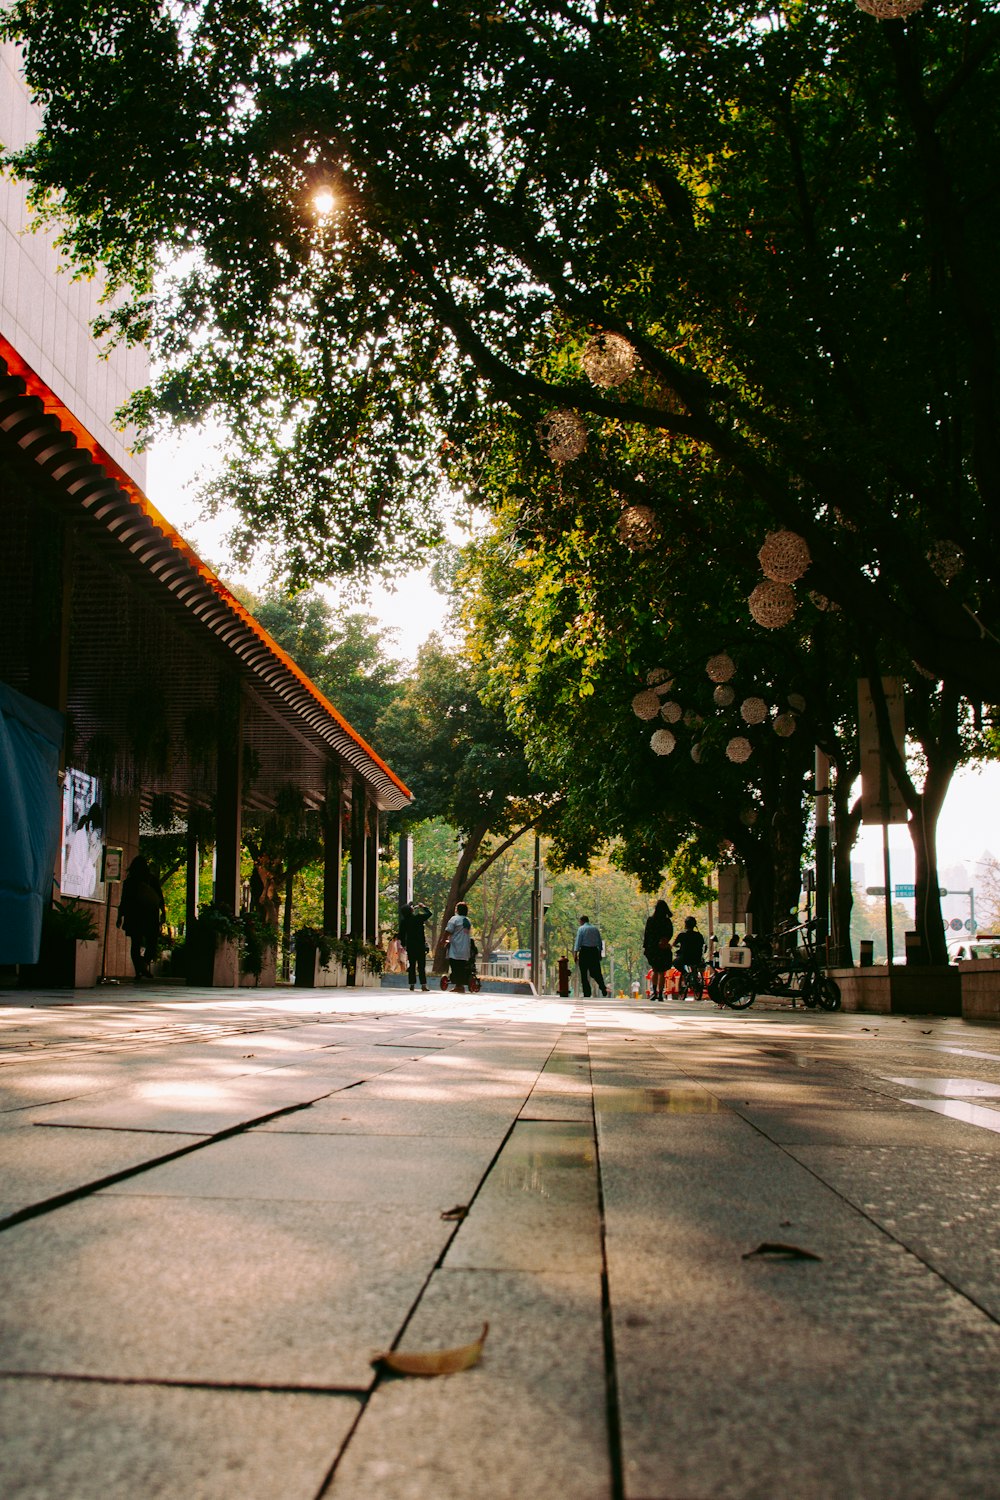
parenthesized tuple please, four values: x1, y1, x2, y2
(0, 681, 64, 963)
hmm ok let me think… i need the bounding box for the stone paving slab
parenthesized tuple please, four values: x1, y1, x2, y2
(328, 1268, 610, 1500)
(0, 1126, 200, 1219)
(102, 1128, 499, 1208)
(20, 1075, 344, 1134)
(0, 1195, 451, 1387)
(594, 1080, 1000, 1500)
(0, 1376, 356, 1500)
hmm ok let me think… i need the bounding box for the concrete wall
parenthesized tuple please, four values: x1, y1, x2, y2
(1, 42, 148, 484)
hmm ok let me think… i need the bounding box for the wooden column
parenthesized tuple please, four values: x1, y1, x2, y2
(213, 679, 243, 915)
(185, 828, 199, 935)
(365, 805, 380, 944)
(322, 763, 343, 938)
(349, 779, 367, 942)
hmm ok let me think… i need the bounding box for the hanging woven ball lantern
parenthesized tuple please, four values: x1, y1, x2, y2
(855, 0, 927, 17)
(758, 530, 811, 584)
(617, 504, 660, 553)
(582, 332, 638, 388)
(690, 742, 704, 764)
(808, 590, 841, 613)
(647, 667, 673, 689)
(706, 653, 736, 683)
(739, 806, 758, 826)
(787, 693, 806, 712)
(713, 684, 735, 708)
(740, 697, 768, 726)
(683, 710, 704, 728)
(773, 712, 798, 738)
(651, 728, 676, 756)
(537, 409, 587, 464)
(726, 736, 753, 764)
(927, 541, 965, 583)
(632, 689, 661, 720)
(661, 700, 682, 723)
(749, 580, 796, 628)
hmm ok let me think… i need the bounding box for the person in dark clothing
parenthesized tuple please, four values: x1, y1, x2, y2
(574, 915, 608, 998)
(674, 916, 706, 1000)
(399, 900, 431, 992)
(643, 899, 674, 1001)
(117, 855, 166, 979)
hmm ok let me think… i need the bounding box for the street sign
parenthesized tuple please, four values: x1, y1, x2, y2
(965, 919, 975, 931)
(894, 883, 915, 898)
(866, 886, 886, 896)
(950, 918, 963, 931)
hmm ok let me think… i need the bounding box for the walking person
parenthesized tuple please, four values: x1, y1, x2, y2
(444, 901, 474, 994)
(643, 898, 674, 1001)
(674, 916, 706, 1000)
(400, 899, 431, 992)
(574, 914, 608, 998)
(116, 855, 166, 980)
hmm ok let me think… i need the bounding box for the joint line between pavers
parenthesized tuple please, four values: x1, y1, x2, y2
(586, 1022, 627, 1500)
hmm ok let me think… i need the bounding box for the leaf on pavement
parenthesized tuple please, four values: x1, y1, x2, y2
(373, 1322, 489, 1377)
(742, 1242, 822, 1262)
(440, 1204, 468, 1221)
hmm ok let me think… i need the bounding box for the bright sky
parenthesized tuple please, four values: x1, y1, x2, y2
(146, 432, 1000, 881)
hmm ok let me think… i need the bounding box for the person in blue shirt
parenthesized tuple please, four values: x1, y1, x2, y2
(573, 915, 608, 998)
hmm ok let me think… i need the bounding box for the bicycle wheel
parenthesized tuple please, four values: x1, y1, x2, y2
(814, 976, 841, 1011)
(720, 970, 756, 1009)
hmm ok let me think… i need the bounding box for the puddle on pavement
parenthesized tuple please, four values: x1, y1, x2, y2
(495, 1121, 595, 1197)
(902, 1097, 1000, 1133)
(598, 1087, 722, 1114)
(885, 1076, 1000, 1098)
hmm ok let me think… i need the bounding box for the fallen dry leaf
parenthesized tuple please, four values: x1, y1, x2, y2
(743, 1242, 822, 1262)
(373, 1322, 489, 1378)
(440, 1204, 468, 1221)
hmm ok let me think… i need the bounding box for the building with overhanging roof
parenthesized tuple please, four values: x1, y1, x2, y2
(0, 42, 411, 980)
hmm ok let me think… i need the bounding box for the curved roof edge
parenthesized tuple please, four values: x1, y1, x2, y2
(0, 334, 412, 811)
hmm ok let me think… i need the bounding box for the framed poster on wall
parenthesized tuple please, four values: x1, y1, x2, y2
(61, 768, 104, 902)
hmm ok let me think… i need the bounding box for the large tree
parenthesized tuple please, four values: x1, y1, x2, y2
(4, 0, 999, 704)
(377, 633, 557, 969)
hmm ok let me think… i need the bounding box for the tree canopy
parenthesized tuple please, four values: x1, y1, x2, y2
(4, 0, 999, 706)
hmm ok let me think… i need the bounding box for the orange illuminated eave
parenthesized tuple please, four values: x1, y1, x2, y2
(0, 332, 412, 804)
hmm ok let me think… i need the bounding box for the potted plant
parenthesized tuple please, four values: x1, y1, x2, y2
(337, 935, 386, 988)
(20, 899, 100, 988)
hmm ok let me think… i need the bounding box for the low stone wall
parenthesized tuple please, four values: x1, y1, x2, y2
(957, 959, 1000, 1022)
(830, 965, 972, 1019)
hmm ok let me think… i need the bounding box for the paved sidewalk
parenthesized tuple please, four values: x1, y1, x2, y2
(2, 984, 1000, 1499)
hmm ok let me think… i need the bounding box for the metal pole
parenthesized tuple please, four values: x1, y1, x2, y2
(531, 835, 542, 993)
(882, 823, 894, 964)
(815, 748, 831, 958)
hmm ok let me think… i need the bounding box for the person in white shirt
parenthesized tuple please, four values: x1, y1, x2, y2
(444, 901, 473, 993)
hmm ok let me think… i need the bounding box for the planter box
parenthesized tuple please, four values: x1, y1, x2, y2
(294, 945, 347, 987)
(829, 965, 961, 1017)
(186, 935, 239, 987)
(19, 937, 100, 988)
(958, 958, 1000, 1022)
(239, 949, 278, 988)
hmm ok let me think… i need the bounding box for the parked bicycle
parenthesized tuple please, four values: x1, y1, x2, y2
(717, 921, 841, 1011)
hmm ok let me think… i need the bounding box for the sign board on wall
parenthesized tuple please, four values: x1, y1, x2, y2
(717, 864, 749, 927)
(857, 677, 908, 825)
